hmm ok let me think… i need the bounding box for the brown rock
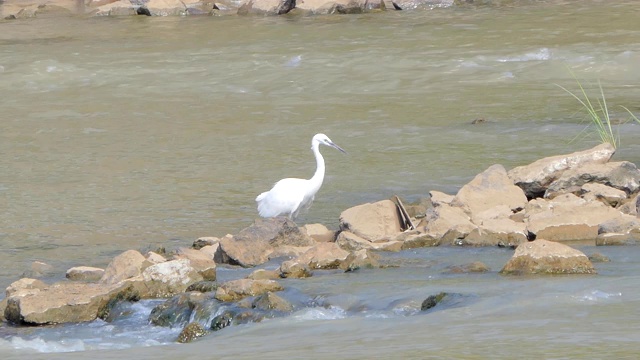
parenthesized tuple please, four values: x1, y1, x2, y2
(500, 239, 596, 275)
(294, 243, 350, 269)
(398, 230, 439, 249)
(145, 251, 167, 264)
(422, 203, 477, 243)
(237, 0, 295, 15)
(193, 236, 220, 250)
(247, 269, 281, 280)
(134, 259, 204, 298)
(453, 164, 528, 216)
(546, 161, 640, 197)
(463, 218, 527, 247)
(174, 248, 217, 281)
(252, 291, 293, 312)
(100, 250, 147, 285)
(214, 279, 284, 302)
(5, 278, 48, 298)
(301, 223, 336, 242)
(66, 266, 105, 282)
(580, 183, 628, 207)
(443, 261, 490, 274)
(177, 322, 208, 343)
(508, 143, 615, 198)
(279, 259, 312, 278)
(429, 191, 454, 207)
(339, 200, 402, 241)
(339, 249, 380, 271)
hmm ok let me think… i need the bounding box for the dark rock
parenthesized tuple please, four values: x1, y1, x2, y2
(252, 291, 294, 312)
(177, 322, 208, 343)
(421, 292, 448, 311)
(186, 281, 218, 293)
(588, 253, 611, 263)
(149, 293, 197, 327)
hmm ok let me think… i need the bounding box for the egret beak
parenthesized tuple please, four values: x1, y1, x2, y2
(328, 141, 347, 154)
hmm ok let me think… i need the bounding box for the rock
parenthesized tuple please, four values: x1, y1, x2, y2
(294, 0, 364, 14)
(595, 232, 640, 246)
(5, 278, 48, 298)
(186, 281, 218, 293)
(470, 204, 514, 225)
(177, 322, 208, 343)
(421, 292, 448, 311)
(210, 309, 264, 331)
(442, 262, 489, 274)
(247, 269, 281, 280)
(193, 236, 220, 250)
(339, 249, 380, 271)
(294, 243, 350, 269)
(301, 223, 336, 242)
(500, 239, 596, 275)
(525, 194, 631, 242)
(508, 143, 615, 199)
(279, 260, 312, 279)
(237, 0, 295, 15)
(546, 161, 640, 198)
(94, 0, 137, 16)
(618, 193, 640, 216)
(145, 251, 167, 264)
(336, 231, 402, 252)
(174, 248, 217, 281)
(149, 292, 203, 327)
(398, 230, 439, 249)
(453, 164, 528, 217)
(339, 200, 402, 241)
(580, 183, 628, 207)
(463, 218, 527, 247)
(588, 253, 610, 263)
(269, 221, 316, 248)
(269, 245, 313, 259)
(598, 214, 640, 235)
(429, 191, 454, 207)
(66, 266, 105, 282)
(25, 261, 55, 278)
(252, 291, 294, 312)
(214, 279, 284, 302)
(100, 250, 147, 285)
(144, 0, 189, 16)
(4, 282, 134, 325)
(135, 259, 204, 298)
(422, 203, 477, 244)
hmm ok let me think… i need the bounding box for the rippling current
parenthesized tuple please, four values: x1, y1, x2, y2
(1, 1, 640, 358)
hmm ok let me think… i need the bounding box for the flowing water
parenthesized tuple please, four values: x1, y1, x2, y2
(1, 0, 640, 358)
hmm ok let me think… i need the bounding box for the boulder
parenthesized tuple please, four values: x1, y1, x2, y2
(545, 161, 640, 197)
(237, 0, 295, 15)
(336, 231, 402, 252)
(339, 200, 402, 241)
(580, 182, 628, 207)
(295, 0, 365, 14)
(100, 250, 147, 285)
(145, 251, 167, 264)
(177, 322, 208, 343)
(215, 279, 284, 302)
(174, 248, 217, 281)
(301, 223, 336, 243)
(397, 230, 439, 249)
(508, 143, 615, 198)
(429, 191, 454, 207)
(66, 266, 105, 282)
(463, 218, 527, 247)
(269, 245, 313, 259)
(252, 291, 294, 312)
(339, 249, 380, 271)
(247, 269, 281, 280)
(442, 262, 489, 274)
(618, 193, 640, 216)
(422, 203, 477, 243)
(279, 259, 312, 278)
(500, 239, 596, 275)
(294, 242, 350, 270)
(452, 164, 528, 217)
(5, 278, 48, 298)
(4, 282, 134, 325)
(134, 259, 204, 298)
(193, 236, 220, 250)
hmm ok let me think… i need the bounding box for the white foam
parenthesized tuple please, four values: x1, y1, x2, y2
(575, 290, 622, 302)
(10, 337, 86, 353)
(497, 47, 552, 62)
(292, 306, 347, 321)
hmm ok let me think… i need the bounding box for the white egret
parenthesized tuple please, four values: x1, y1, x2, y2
(256, 133, 346, 220)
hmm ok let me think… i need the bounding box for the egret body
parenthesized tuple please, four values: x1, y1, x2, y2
(256, 133, 346, 219)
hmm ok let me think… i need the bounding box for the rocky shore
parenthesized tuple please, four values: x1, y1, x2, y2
(1, 143, 639, 343)
(2, 0, 555, 19)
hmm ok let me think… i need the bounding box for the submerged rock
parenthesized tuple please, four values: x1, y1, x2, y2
(177, 322, 208, 343)
(252, 291, 294, 312)
(149, 293, 202, 327)
(442, 262, 490, 274)
(500, 239, 596, 275)
(421, 292, 448, 311)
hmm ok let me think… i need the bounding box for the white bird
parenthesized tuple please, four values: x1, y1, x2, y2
(256, 133, 346, 220)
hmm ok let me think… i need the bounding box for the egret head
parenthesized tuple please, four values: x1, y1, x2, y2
(312, 133, 347, 154)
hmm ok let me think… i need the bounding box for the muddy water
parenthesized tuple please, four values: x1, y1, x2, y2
(1, 1, 640, 358)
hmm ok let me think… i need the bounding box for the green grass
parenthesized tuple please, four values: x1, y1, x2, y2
(557, 74, 640, 150)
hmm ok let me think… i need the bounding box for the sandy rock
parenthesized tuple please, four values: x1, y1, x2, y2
(247, 269, 281, 280)
(429, 190, 454, 207)
(279, 259, 312, 278)
(93, 0, 137, 15)
(525, 194, 630, 242)
(237, 0, 295, 15)
(295, 0, 362, 14)
(508, 143, 615, 198)
(301, 223, 336, 242)
(453, 164, 528, 217)
(618, 193, 640, 216)
(66, 266, 105, 282)
(252, 291, 294, 312)
(268, 221, 316, 248)
(579, 183, 627, 207)
(336, 231, 401, 252)
(470, 204, 514, 225)
(144, 0, 188, 15)
(193, 236, 220, 250)
(269, 245, 313, 259)
(145, 251, 167, 264)
(174, 248, 217, 281)
(134, 259, 204, 298)
(500, 239, 596, 275)
(215, 279, 284, 302)
(422, 203, 477, 243)
(4, 282, 134, 325)
(546, 161, 640, 198)
(595, 231, 640, 246)
(463, 218, 528, 247)
(100, 250, 148, 285)
(339, 249, 380, 271)
(5, 278, 48, 298)
(339, 200, 402, 241)
(294, 242, 350, 270)
(397, 230, 439, 249)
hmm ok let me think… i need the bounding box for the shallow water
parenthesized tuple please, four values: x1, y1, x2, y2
(1, 0, 640, 358)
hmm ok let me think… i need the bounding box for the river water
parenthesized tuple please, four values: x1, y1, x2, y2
(1, 0, 640, 358)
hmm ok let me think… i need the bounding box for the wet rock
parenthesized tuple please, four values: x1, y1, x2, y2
(94, 1, 138, 15)
(294, 242, 350, 269)
(301, 223, 336, 243)
(443, 262, 490, 274)
(193, 236, 220, 250)
(279, 260, 312, 279)
(500, 239, 596, 275)
(173, 248, 217, 281)
(4, 282, 134, 325)
(580, 183, 627, 207)
(339, 249, 380, 271)
(463, 218, 527, 247)
(336, 231, 402, 252)
(546, 161, 640, 197)
(100, 250, 147, 285)
(186, 281, 218, 293)
(149, 293, 202, 327)
(66, 266, 105, 282)
(210, 309, 265, 331)
(422, 203, 476, 244)
(421, 292, 448, 311)
(177, 322, 208, 343)
(397, 230, 439, 249)
(339, 200, 402, 241)
(215, 279, 284, 302)
(588, 252, 610, 263)
(252, 291, 294, 312)
(508, 143, 615, 199)
(453, 164, 528, 217)
(247, 269, 281, 280)
(237, 0, 295, 15)
(134, 259, 204, 298)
